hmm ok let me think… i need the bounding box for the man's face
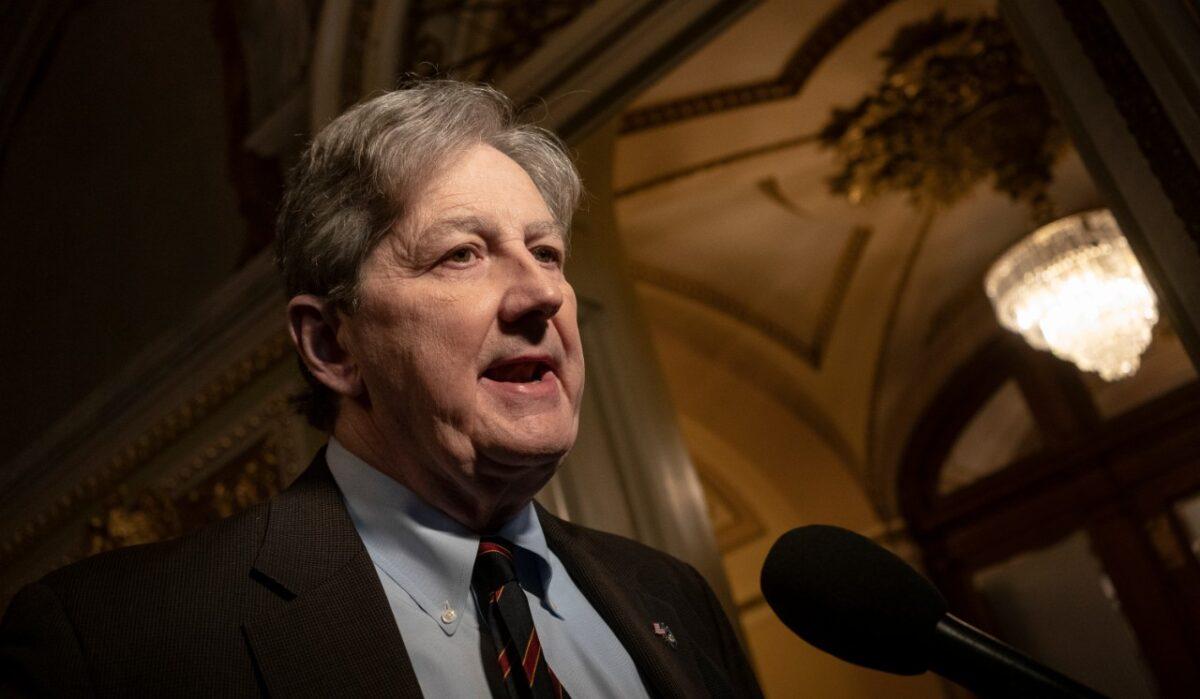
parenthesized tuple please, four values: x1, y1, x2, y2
(342, 143, 584, 501)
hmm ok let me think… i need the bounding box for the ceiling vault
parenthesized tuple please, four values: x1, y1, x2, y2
(865, 206, 938, 513)
(629, 224, 871, 370)
(641, 280, 862, 471)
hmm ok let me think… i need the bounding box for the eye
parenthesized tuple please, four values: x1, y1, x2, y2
(442, 246, 480, 266)
(532, 245, 564, 266)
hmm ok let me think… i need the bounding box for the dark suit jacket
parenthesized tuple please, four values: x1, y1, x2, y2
(1, 452, 763, 698)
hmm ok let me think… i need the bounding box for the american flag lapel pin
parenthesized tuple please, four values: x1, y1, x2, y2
(652, 621, 677, 649)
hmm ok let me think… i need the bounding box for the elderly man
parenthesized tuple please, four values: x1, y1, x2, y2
(0, 81, 761, 698)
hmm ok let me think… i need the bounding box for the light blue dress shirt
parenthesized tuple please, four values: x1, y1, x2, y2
(326, 438, 652, 698)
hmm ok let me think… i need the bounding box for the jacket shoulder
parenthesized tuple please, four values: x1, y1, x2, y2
(540, 509, 765, 698)
(540, 509, 707, 589)
(2, 502, 274, 695)
(544, 511, 696, 571)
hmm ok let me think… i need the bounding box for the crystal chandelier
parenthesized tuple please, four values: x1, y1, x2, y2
(985, 209, 1158, 381)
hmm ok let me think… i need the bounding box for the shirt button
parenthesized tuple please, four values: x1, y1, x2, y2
(441, 608, 457, 624)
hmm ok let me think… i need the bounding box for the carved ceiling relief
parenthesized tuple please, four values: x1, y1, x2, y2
(818, 11, 1066, 221)
(622, 8, 1067, 220)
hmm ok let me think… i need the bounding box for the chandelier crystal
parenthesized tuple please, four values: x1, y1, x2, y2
(985, 209, 1158, 381)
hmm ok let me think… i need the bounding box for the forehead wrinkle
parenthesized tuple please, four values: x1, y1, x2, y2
(421, 214, 490, 239)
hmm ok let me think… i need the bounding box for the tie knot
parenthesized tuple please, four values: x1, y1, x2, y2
(473, 536, 519, 592)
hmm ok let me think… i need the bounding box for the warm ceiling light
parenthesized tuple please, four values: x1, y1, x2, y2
(985, 209, 1158, 381)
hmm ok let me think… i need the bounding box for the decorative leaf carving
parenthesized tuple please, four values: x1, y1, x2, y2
(819, 12, 1066, 219)
(86, 440, 281, 555)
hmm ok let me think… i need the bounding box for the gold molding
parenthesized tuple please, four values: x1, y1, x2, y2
(2, 391, 297, 602)
(85, 439, 277, 556)
(619, 0, 897, 133)
(0, 333, 291, 571)
(84, 413, 292, 557)
(614, 133, 817, 199)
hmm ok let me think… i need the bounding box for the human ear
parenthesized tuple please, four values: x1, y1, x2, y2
(286, 294, 362, 397)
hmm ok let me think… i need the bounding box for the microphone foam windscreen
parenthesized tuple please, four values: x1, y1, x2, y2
(760, 525, 947, 675)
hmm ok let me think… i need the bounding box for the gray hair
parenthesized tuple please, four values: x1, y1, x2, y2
(275, 80, 583, 430)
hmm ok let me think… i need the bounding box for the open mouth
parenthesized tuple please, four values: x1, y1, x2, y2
(482, 359, 554, 383)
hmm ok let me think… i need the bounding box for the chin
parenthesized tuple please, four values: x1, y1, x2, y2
(475, 414, 578, 466)
(477, 440, 571, 470)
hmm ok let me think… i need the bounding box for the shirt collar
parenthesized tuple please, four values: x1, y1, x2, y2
(496, 498, 559, 615)
(325, 438, 559, 636)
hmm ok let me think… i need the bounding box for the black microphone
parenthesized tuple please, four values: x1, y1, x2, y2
(760, 525, 1109, 698)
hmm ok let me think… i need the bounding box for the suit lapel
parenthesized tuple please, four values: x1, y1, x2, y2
(242, 452, 423, 698)
(538, 505, 708, 698)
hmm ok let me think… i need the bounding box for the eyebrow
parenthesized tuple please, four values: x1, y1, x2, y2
(422, 215, 568, 242)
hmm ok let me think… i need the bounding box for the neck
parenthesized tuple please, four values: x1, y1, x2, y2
(331, 417, 537, 533)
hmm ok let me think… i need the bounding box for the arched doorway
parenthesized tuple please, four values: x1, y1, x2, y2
(899, 332, 1200, 697)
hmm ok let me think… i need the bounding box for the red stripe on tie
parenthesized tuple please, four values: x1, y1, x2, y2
(490, 586, 505, 604)
(522, 630, 542, 685)
(498, 647, 512, 679)
(479, 541, 513, 559)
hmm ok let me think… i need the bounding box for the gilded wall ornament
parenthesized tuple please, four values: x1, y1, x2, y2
(819, 12, 1066, 219)
(86, 439, 281, 555)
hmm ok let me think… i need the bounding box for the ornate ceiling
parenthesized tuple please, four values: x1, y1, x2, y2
(611, 0, 1118, 516)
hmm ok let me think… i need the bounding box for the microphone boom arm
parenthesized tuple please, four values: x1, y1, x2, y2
(931, 615, 1109, 698)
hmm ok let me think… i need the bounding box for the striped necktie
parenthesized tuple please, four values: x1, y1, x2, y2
(472, 536, 569, 699)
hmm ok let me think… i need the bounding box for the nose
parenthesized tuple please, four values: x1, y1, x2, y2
(497, 250, 564, 327)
